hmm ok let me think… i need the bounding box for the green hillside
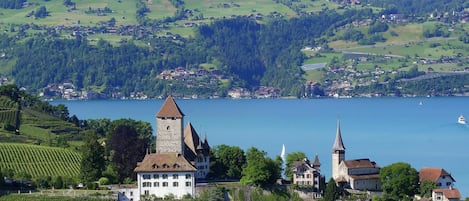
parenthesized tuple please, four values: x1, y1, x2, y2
(0, 143, 81, 178)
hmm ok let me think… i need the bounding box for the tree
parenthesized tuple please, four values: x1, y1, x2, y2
(109, 125, 147, 183)
(34, 6, 49, 19)
(80, 131, 105, 183)
(209, 145, 246, 179)
(379, 162, 418, 201)
(240, 147, 281, 187)
(323, 178, 339, 201)
(420, 180, 437, 198)
(53, 176, 63, 189)
(284, 151, 306, 180)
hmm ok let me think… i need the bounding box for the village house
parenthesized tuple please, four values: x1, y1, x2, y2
(419, 167, 455, 189)
(118, 96, 210, 201)
(432, 188, 461, 201)
(419, 167, 461, 201)
(332, 119, 381, 191)
(291, 154, 321, 193)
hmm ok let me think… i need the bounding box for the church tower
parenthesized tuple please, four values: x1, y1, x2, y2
(332, 119, 345, 180)
(155, 95, 185, 154)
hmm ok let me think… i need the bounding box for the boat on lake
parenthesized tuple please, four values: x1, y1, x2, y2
(458, 115, 466, 124)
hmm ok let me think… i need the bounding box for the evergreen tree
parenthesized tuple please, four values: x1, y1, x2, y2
(323, 178, 339, 201)
(80, 131, 105, 183)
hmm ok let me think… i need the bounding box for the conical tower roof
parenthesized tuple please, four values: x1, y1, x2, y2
(313, 153, 321, 167)
(156, 95, 184, 118)
(332, 119, 345, 152)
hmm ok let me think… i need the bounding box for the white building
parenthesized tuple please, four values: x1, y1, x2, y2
(419, 167, 455, 189)
(118, 96, 210, 201)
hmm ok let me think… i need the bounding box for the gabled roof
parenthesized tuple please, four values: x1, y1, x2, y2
(419, 167, 455, 182)
(343, 158, 378, 169)
(433, 188, 461, 199)
(332, 119, 345, 152)
(156, 95, 184, 118)
(134, 153, 196, 172)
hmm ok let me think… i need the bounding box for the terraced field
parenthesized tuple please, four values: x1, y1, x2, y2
(0, 143, 81, 178)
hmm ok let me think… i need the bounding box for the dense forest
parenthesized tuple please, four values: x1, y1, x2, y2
(8, 9, 375, 98)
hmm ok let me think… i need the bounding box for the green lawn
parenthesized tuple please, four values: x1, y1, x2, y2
(0, 0, 138, 27)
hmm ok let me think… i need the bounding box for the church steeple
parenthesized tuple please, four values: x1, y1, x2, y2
(332, 119, 345, 153)
(332, 118, 345, 181)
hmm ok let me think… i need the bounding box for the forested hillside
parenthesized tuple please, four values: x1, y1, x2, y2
(8, 9, 376, 97)
(0, 0, 467, 98)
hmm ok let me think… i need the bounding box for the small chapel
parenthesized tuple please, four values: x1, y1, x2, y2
(331, 119, 381, 191)
(118, 96, 210, 201)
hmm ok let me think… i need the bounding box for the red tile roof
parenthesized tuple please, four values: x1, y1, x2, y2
(434, 188, 461, 199)
(419, 167, 454, 182)
(156, 95, 184, 118)
(134, 153, 196, 172)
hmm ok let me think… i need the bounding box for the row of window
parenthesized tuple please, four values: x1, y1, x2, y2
(142, 181, 192, 188)
(295, 181, 312, 185)
(143, 174, 192, 180)
(296, 174, 313, 178)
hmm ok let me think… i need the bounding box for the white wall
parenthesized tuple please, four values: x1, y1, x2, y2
(138, 171, 195, 199)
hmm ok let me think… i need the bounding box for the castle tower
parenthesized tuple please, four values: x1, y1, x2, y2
(155, 95, 185, 154)
(312, 153, 321, 170)
(332, 119, 345, 180)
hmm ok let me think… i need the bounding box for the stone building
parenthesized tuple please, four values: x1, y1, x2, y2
(118, 96, 210, 201)
(331, 119, 381, 191)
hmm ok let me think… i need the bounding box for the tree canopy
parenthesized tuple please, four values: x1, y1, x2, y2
(209, 144, 246, 180)
(378, 162, 419, 201)
(240, 147, 281, 187)
(108, 125, 147, 183)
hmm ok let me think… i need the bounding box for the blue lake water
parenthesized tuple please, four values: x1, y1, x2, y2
(53, 97, 469, 197)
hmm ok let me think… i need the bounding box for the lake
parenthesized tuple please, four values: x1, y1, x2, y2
(53, 97, 469, 197)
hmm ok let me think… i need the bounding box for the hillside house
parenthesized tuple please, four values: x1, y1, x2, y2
(419, 168, 455, 189)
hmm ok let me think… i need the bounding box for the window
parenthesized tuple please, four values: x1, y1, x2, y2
(143, 174, 151, 180)
(154, 182, 159, 187)
(307, 174, 311, 178)
(144, 190, 149, 195)
(162, 174, 168, 179)
(446, 182, 451, 186)
(162, 182, 168, 187)
(173, 174, 178, 179)
(130, 192, 133, 196)
(153, 174, 159, 179)
(185, 174, 191, 179)
(142, 182, 151, 187)
(185, 182, 191, 187)
(173, 182, 179, 187)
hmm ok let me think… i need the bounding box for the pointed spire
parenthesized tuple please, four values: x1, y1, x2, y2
(156, 95, 184, 118)
(332, 118, 345, 152)
(313, 153, 321, 167)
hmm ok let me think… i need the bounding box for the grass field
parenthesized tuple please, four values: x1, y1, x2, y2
(0, 0, 138, 27)
(0, 143, 81, 178)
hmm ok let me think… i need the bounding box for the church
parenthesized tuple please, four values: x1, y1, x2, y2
(331, 119, 381, 191)
(118, 96, 210, 201)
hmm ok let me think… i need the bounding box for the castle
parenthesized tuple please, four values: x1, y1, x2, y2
(118, 96, 210, 200)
